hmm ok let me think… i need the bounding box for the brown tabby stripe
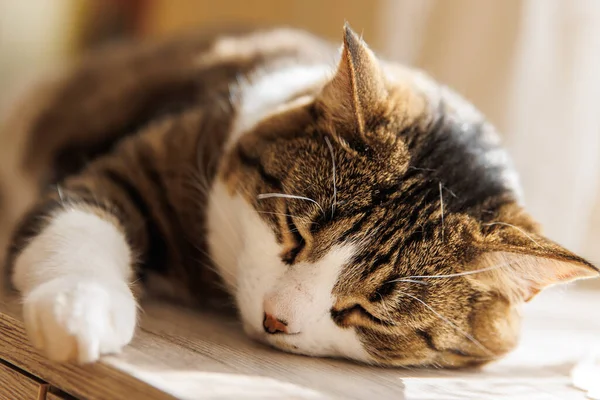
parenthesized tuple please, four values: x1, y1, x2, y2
(236, 146, 283, 190)
(100, 167, 169, 275)
(415, 329, 439, 351)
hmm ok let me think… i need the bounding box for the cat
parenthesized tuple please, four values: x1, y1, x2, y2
(0, 24, 597, 367)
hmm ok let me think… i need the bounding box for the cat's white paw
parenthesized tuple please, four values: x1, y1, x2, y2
(22, 277, 137, 363)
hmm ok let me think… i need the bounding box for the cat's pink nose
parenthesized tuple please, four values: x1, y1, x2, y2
(263, 313, 289, 334)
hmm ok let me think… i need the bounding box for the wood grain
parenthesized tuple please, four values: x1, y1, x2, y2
(0, 360, 43, 400)
(43, 385, 70, 400)
(0, 299, 175, 400)
(0, 287, 598, 399)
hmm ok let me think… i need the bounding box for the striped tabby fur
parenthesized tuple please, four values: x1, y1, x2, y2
(0, 25, 597, 367)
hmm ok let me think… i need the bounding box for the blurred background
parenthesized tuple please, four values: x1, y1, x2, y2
(1, 0, 599, 287)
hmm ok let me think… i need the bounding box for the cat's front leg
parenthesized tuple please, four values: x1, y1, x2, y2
(12, 207, 137, 363)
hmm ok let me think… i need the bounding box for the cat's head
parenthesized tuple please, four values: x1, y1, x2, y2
(207, 25, 599, 367)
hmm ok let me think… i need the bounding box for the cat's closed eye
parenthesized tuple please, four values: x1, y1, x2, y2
(331, 304, 394, 327)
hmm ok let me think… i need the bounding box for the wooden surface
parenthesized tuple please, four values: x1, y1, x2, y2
(41, 385, 70, 400)
(0, 286, 598, 399)
(45, 390, 64, 400)
(0, 359, 43, 400)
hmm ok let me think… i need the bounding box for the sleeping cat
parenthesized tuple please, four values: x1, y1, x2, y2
(1, 24, 597, 367)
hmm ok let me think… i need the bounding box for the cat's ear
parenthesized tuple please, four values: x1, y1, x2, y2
(319, 23, 387, 136)
(473, 231, 598, 303)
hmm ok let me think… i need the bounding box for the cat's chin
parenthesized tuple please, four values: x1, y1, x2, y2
(241, 317, 373, 364)
(242, 320, 320, 355)
(248, 331, 323, 358)
(264, 336, 308, 355)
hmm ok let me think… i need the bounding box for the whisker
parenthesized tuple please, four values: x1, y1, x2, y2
(391, 279, 430, 285)
(408, 166, 436, 173)
(246, 187, 317, 225)
(257, 193, 325, 216)
(439, 182, 444, 242)
(396, 290, 493, 357)
(388, 263, 512, 283)
(443, 186, 458, 198)
(129, 278, 142, 286)
(483, 222, 542, 247)
(56, 184, 65, 205)
(324, 136, 337, 217)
